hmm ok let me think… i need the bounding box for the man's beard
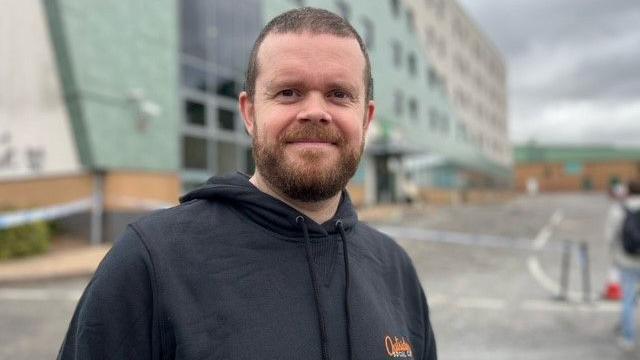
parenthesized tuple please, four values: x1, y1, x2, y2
(252, 121, 364, 203)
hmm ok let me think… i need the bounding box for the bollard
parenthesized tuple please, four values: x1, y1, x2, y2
(556, 240, 592, 302)
(557, 239, 571, 301)
(578, 242, 591, 303)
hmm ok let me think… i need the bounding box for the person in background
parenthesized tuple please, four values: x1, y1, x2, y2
(605, 180, 640, 351)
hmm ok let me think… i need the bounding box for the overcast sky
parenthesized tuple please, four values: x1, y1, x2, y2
(457, 0, 640, 147)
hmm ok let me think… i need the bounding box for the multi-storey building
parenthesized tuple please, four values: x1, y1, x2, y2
(1, 0, 511, 240)
(406, 0, 511, 170)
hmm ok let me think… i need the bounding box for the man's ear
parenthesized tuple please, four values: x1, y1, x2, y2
(239, 91, 255, 137)
(363, 100, 376, 133)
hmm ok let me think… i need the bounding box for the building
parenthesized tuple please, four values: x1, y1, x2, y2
(405, 0, 511, 179)
(515, 144, 640, 192)
(1, 0, 510, 241)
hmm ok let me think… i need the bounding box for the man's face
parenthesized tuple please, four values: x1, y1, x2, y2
(240, 32, 375, 202)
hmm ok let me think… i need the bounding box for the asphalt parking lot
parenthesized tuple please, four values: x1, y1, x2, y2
(382, 193, 638, 359)
(1, 193, 638, 359)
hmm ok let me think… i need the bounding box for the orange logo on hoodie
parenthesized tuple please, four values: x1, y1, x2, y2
(384, 335, 413, 358)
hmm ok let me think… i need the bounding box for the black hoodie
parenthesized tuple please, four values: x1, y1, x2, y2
(59, 172, 437, 360)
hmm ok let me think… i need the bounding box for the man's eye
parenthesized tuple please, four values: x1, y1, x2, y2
(331, 90, 350, 99)
(280, 89, 295, 97)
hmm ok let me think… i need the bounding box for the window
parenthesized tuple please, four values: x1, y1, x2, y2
(211, 1, 262, 72)
(394, 90, 404, 116)
(406, 9, 415, 31)
(245, 147, 255, 174)
(427, 68, 438, 88)
(428, 108, 438, 130)
(361, 17, 375, 49)
(185, 100, 206, 126)
(457, 122, 467, 141)
(179, 0, 263, 186)
(407, 53, 417, 75)
(428, 108, 450, 133)
(424, 27, 434, 46)
(437, 38, 447, 57)
(336, 1, 351, 21)
(210, 75, 238, 98)
(217, 108, 235, 130)
(455, 87, 469, 109)
(215, 140, 238, 175)
(180, 0, 207, 59)
(181, 64, 206, 91)
(392, 40, 402, 68)
(452, 17, 467, 42)
(454, 54, 468, 77)
(183, 136, 208, 169)
(441, 115, 450, 134)
(408, 98, 418, 120)
(390, 0, 400, 17)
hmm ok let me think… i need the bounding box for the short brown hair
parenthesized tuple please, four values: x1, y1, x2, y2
(244, 7, 373, 102)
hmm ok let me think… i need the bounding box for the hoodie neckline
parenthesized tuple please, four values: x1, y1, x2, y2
(179, 172, 358, 240)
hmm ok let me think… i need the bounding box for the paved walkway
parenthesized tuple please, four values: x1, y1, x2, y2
(0, 241, 110, 284)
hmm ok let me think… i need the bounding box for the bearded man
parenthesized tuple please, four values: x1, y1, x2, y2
(59, 7, 437, 360)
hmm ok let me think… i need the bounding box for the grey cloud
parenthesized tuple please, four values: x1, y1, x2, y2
(459, 0, 640, 146)
(460, 0, 640, 58)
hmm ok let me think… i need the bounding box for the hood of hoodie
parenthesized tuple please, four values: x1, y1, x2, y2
(179, 172, 358, 239)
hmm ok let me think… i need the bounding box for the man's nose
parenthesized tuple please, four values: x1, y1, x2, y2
(296, 93, 332, 124)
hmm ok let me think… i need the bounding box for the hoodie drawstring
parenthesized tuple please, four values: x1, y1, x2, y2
(336, 220, 353, 360)
(297, 216, 330, 360)
(296, 216, 353, 360)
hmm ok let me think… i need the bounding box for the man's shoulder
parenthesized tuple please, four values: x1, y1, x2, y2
(132, 198, 207, 227)
(353, 221, 414, 266)
(128, 198, 232, 245)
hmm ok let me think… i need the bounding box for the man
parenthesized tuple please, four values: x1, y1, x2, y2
(606, 180, 640, 351)
(59, 7, 437, 360)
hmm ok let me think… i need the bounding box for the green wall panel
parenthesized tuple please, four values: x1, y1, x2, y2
(44, 0, 179, 171)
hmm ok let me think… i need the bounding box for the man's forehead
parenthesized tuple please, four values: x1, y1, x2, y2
(255, 32, 366, 82)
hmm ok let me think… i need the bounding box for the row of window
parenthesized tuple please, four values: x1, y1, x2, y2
(424, 0, 447, 18)
(182, 135, 254, 174)
(184, 99, 236, 131)
(450, 17, 504, 79)
(390, 0, 416, 32)
(182, 63, 240, 99)
(181, 0, 261, 72)
(180, 0, 261, 180)
(453, 52, 504, 104)
(453, 86, 505, 131)
(428, 108, 450, 134)
(424, 12, 504, 84)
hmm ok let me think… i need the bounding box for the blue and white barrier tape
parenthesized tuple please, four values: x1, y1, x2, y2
(0, 197, 174, 230)
(0, 198, 93, 230)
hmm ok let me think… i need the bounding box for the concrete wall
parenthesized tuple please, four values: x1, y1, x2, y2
(0, 0, 81, 180)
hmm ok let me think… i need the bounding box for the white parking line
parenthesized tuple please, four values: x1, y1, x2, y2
(525, 209, 595, 302)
